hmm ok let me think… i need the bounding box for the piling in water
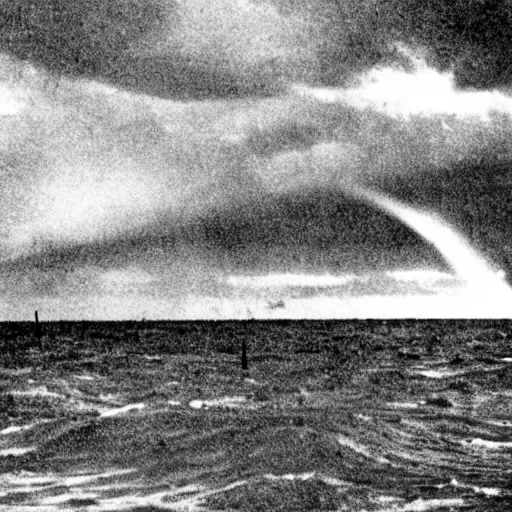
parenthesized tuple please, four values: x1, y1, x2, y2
(34, 310, 42, 349)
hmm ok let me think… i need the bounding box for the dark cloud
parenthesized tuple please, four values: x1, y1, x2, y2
(380, 0, 512, 90)
(0, 0, 167, 68)
(264, 0, 512, 91)
(1, 189, 448, 278)
(3, 0, 511, 101)
(0, 0, 282, 99)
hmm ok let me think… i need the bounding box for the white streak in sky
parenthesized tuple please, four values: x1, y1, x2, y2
(352, 187, 512, 302)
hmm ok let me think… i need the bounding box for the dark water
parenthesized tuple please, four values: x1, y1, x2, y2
(0, 320, 511, 511)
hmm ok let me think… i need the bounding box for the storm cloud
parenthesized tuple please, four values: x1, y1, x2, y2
(2, 0, 512, 319)
(0, 0, 306, 99)
(2, 0, 512, 101)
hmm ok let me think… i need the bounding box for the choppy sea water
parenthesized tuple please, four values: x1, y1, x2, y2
(0, 320, 511, 511)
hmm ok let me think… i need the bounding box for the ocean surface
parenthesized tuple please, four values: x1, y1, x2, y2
(0, 319, 511, 511)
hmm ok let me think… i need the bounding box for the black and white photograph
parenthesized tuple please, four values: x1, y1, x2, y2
(1, 1, 512, 510)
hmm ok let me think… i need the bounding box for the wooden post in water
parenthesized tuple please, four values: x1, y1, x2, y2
(241, 339, 248, 370)
(34, 310, 42, 349)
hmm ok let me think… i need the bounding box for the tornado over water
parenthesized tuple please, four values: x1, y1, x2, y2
(352, 187, 504, 284)
(352, 185, 512, 313)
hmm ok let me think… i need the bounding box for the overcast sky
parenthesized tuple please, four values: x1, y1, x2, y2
(2, 0, 512, 320)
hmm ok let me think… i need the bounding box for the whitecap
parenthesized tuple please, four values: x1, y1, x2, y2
(143, 355, 163, 361)
(0, 468, 135, 489)
(206, 396, 246, 407)
(414, 369, 462, 379)
(320, 476, 351, 486)
(94, 480, 246, 511)
(168, 400, 181, 406)
(264, 472, 315, 481)
(463, 438, 512, 449)
(441, 478, 501, 497)
(0, 447, 35, 456)
(1, 424, 34, 435)
(0, 478, 243, 511)
(379, 498, 465, 511)
(486, 420, 512, 428)
(168, 480, 248, 510)
(387, 402, 419, 409)
(0, 472, 56, 486)
(376, 496, 402, 503)
(100, 404, 144, 417)
(12, 386, 64, 399)
(189, 396, 247, 409)
(338, 435, 390, 464)
(472, 485, 500, 496)
(62, 469, 136, 486)
(83, 490, 172, 511)
(399, 498, 464, 511)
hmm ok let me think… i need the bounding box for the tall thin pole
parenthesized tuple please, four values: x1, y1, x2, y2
(35, 310, 42, 349)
